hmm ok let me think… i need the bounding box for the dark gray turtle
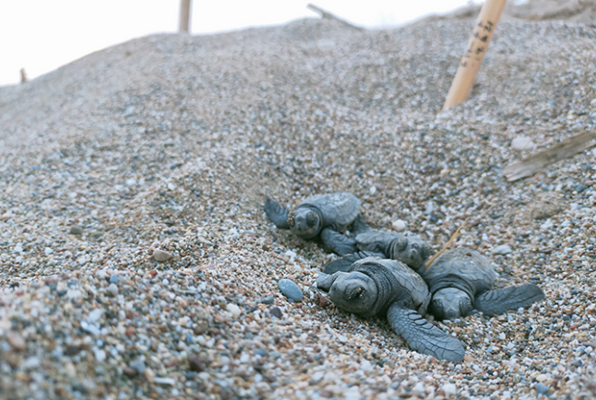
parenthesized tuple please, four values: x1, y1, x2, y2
(322, 215, 432, 271)
(264, 192, 360, 255)
(423, 247, 545, 320)
(317, 256, 465, 362)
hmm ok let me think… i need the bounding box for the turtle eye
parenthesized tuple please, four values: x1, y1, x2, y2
(396, 237, 408, 252)
(306, 211, 317, 227)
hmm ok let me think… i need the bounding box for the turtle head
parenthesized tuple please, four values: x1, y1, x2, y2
(288, 207, 322, 239)
(319, 271, 377, 316)
(429, 288, 473, 320)
(390, 235, 432, 271)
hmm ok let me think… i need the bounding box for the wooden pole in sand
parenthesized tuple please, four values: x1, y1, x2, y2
(179, 0, 192, 33)
(442, 0, 507, 110)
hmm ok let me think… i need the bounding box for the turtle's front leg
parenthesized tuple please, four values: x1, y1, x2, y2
(264, 197, 291, 229)
(387, 303, 465, 362)
(320, 227, 357, 256)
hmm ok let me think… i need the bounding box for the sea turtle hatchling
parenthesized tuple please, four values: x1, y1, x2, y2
(422, 247, 545, 320)
(322, 215, 432, 271)
(264, 192, 361, 255)
(317, 256, 465, 362)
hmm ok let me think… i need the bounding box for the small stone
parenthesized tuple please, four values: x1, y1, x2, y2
(70, 226, 83, 235)
(536, 374, 548, 382)
(188, 355, 205, 372)
(95, 270, 109, 280)
(153, 249, 172, 262)
(392, 219, 406, 231)
(106, 283, 119, 296)
(125, 327, 135, 336)
(512, 136, 534, 150)
(144, 367, 155, 382)
(278, 279, 303, 302)
(318, 296, 330, 308)
(491, 244, 512, 255)
(6, 331, 26, 351)
(130, 360, 146, 374)
(226, 303, 242, 317)
(123, 366, 138, 378)
(94, 349, 106, 362)
(535, 383, 549, 395)
(442, 383, 457, 395)
(259, 296, 274, 305)
(309, 371, 324, 385)
(87, 309, 104, 323)
(154, 377, 176, 385)
(269, 307, 283, 319)
(109, 275, 119, 284)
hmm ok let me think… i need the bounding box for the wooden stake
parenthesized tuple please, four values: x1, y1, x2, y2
(442, 0, 507, 110)
(179, 0, 192, 33)
(20, 68, 28, 84)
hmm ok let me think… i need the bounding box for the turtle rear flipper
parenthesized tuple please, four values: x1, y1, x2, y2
(475, 284, 545, 316)
(387, 303, 465, 362)
(264, 197, 290, 229)
(322, 251, 385, 274)
(321, 227, 357, 256)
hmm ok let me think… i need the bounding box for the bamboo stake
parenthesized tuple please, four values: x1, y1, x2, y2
(443, 0, 507, 110)
(179, 0, 192, 33)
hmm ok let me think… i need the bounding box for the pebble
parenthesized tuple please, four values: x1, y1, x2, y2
(392, 219, 407, 231)
(153, 249, 172, 262)
(442, 383, 457, 394)
(69, 226, 83, 235)
(269, 307, 283, 319)
(278, 279, 303, 302)
(188, 355, 206, 372)
(535, 383, 549, 395)
(6, 331, 26, 351)
(511, 136, 535, 150)
(491, 244, 513, 255)
(106, 283, 119, 296)
(109, 274, 119, 284)
(259, 296, 275, 304)
(129, 360, 146, 374)
(226, 303, 242, 317)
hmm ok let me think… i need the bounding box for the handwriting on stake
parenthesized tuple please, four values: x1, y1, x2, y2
(459, 20, 495, 68)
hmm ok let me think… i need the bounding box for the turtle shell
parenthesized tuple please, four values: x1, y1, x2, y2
(355, 229, 401, 251)
(423, 247, 496, 297)
(350, 257, 430, 316)
(299, 192, 361, 229)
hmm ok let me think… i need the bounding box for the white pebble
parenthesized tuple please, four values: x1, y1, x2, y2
(491, 244, 512, 255)
(511, 136, 534, 150)
(442, 383, 457, 394)
(226, 303, 242, 317)
(153, 249, 172, 262)
(392, 219, 406, 231)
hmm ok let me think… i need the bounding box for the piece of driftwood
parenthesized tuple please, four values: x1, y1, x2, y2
(504, 130, 596, 182)
(20, 68, 27, 84)
(307, 4, 363, 31)
(442, 0, 507, 110)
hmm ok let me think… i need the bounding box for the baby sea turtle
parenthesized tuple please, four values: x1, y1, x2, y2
(422, 247, 545, 320)
(264, 192, 360, 255)
(317, 256, 465, 362)
(323, 215, 432, 270)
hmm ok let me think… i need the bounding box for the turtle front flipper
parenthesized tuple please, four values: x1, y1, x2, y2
(321, 227, 357, 256)
(387, 303, 465, 362)
(264, 197, 291, 229)
(474, 284, 545, 317)
(323, 251, 385, 274)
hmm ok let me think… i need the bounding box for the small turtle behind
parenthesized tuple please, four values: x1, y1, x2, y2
(423, 247, 545, 320)
(317, 256, 465, 362)
(264, 192, 361, 255)
(322, 215, 432, 271)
